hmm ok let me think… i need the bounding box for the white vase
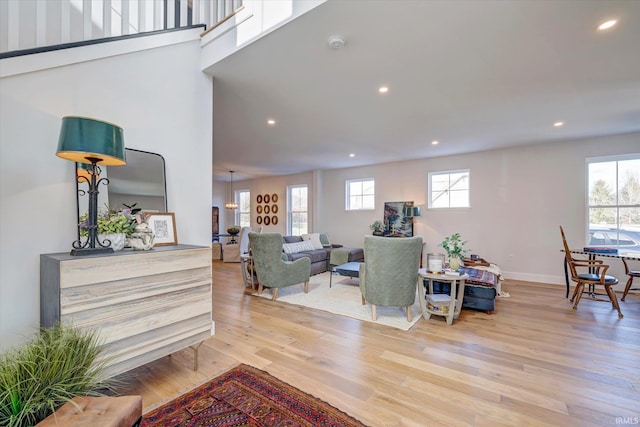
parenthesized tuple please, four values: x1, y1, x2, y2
(98, 233, 126, 251)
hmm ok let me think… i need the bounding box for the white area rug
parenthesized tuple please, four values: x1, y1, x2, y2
(254, 271, 421, 331)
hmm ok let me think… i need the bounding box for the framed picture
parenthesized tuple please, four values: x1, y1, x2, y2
(257, 194, 263, 204)
(145, 212, 178, 246)
(272, 193, 278, 202)
(264, 194, 270, 204)
(264, 205, 270, 214)
(257, 205, 263, 214)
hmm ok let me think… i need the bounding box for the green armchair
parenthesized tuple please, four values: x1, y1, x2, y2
(248, 232, 311, 300)
(359, 235, 423, 321)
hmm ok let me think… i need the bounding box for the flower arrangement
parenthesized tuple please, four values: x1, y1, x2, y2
(439, 233, 468, 258)
(370, 220, 385, 235)
(79, 206, 137, 236)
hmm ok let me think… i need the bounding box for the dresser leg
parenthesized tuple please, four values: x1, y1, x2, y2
(190, 341, 204, 371)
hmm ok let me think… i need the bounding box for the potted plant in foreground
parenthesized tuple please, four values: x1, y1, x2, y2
(439, 232, 468, 270)
(0, 324, 114, 426)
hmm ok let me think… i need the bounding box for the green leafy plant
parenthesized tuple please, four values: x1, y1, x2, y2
(370, 220, 385, 234)
(0, 324, 114, 427)
(79, 206, 136, 237)
(439, 233, 468, 258)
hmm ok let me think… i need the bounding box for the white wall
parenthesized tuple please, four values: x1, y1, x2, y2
(0, 32, 212, 351)
(239, 132, 639, 288)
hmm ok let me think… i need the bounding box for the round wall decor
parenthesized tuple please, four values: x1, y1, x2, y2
(257, 194, 263, 204)
(264, 194, 270, 204)
(257, 205, 263, 214)
(264, 205, 270, 214)
(272, 194, 278, 202)
(272, 216, 278, 225)
(256, 216, 263, 224)
(272, 204, 278, 214)
(264, 216, 271, 225)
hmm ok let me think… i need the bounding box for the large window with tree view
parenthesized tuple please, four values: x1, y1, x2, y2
(587, 154, 640, 253)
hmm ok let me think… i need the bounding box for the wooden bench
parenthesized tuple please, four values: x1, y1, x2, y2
(36, 396, 142, 427)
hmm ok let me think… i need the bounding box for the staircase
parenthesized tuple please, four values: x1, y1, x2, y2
(0, 0, 243, 56)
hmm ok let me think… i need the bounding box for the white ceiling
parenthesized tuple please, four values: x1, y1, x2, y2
(208, 0, 640, 182)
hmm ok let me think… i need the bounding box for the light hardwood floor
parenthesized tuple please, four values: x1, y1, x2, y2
(117, 261, 640, 426)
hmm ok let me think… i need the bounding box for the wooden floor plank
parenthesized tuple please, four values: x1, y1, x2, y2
(115, 261, 640, 426)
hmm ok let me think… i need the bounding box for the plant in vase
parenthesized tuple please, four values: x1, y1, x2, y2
(439, 232, 468, 270)
(370, 220, 385, 236)
(79, 206, 136, 250)
(0, 324, 114, 427)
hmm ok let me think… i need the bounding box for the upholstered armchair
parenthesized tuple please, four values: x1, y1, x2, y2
(359, 235, 423, 321)
(248, 232, 310, 300)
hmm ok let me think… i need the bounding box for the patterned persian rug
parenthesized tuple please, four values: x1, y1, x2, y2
(141, 364, 367, 426)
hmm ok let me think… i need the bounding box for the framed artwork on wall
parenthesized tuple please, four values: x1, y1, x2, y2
(383, 201, 414, 237)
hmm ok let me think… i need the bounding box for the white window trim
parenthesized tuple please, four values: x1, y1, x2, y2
(287, 184, 308, 235)
(428, 169, 471, 209)
(346, 178, 375, 211)
(585, 153, 640, 245)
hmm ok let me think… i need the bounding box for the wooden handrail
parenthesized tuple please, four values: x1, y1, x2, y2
(200, 5, 246, 37)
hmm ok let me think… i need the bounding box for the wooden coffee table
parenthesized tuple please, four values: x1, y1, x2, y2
(330, 262, 362, 287)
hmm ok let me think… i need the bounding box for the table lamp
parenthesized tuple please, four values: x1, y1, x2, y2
(56, 116, 126, 256)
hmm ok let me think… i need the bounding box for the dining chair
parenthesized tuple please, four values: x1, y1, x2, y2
(621, 258, 640, 301)
(560, 226, 623, 319)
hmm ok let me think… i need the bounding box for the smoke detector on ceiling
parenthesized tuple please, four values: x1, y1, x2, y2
(328, 35, 345, 49)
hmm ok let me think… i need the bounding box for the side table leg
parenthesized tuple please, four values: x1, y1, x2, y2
(417, 278, 431, 320)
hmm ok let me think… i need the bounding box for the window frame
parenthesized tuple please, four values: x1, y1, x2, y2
(235, 189, 251, 227)
(428, 169, 471, 209)
(586, 153, 640, 249)
(287, 184, 308, 236)
(345, 178, 375, 211)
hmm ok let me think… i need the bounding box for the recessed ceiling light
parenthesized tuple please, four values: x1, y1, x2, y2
(598, 19, 617, 31)
(378, 86, 389, 94)
(267, 119, 276, 126)
(349, 153, 355, 158)
(431, 140, 439, 145)
(553, 121, 564, 127)
(328, 35, 345, 49)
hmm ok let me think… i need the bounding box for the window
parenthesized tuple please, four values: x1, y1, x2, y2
(587, 155, 640, 250)
(346, 178, 375, 210)
(236, 190, 250, 227)
(428, 170, 470, 208)
(287, 185, 308, 235)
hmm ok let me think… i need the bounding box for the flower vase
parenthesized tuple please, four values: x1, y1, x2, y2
(98, 233, 126, 251)
(449, 255, 461, 271)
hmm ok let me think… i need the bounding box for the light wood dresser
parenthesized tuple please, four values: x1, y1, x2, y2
(40, 244, 212, 377)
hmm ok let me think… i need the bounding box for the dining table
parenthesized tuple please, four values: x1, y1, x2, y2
(562, 249, 640, 298)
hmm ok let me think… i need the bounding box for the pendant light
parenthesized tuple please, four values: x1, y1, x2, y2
(225, 171, 238, 210)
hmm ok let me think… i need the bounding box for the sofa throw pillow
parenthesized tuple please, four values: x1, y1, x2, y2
(319, 233, 332, 248)
(283, 240, 316, 254)
(301, 233, 324, 250)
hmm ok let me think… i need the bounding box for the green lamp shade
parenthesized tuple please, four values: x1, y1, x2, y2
(56, 116, 126, 166)
(404, 206, 421, 217)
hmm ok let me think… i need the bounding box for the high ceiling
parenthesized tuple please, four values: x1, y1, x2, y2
(209, 0, 640, 182)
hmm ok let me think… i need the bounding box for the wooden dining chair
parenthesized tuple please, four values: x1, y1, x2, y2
(621, 258, 640, 302)
(559, 226, 623, 319)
